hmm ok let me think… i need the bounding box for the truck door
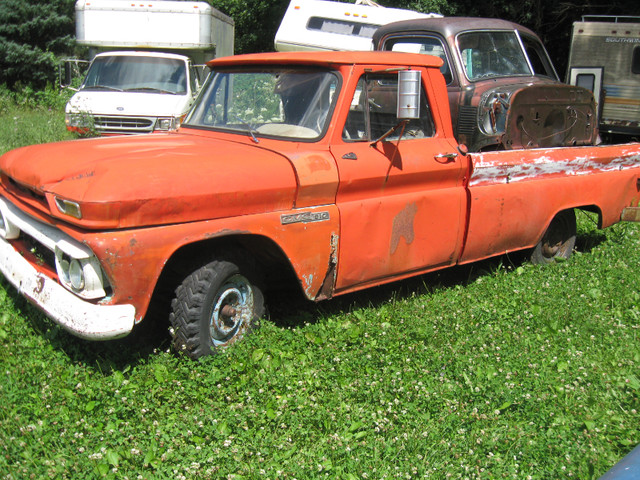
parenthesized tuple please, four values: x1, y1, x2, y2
(329, 69, 467, 292)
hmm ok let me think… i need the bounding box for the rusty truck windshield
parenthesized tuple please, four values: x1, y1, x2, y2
(185, 67, 339, 140)
(457, 31, 532, 81)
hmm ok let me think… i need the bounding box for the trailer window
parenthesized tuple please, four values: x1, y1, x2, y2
(307, 16, 378, 38)
(633, 47, 640, 74)
(343, 74, 435, 141)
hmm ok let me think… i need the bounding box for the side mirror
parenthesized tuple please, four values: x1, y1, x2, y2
(60, 62, 73, 88)
(397, 70, 421, 119)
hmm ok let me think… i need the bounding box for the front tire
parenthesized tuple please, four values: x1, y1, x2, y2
(169, 257, 264, 359)
(530, 210, 576, 264)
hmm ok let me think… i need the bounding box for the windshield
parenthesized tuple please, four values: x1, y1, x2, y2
(82, 56, 187, 94)
(457, 31, 532, 81)
(184, 67, 339, 140)
(386, 37, 453, 84)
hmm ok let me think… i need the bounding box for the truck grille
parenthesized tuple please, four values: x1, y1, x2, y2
(94, 115, 155, 134)
(457, 106, 478, 137)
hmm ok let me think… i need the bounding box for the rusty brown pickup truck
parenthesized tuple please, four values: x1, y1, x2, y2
(373, 17, 597, 152)
(0, 51, 638, 359)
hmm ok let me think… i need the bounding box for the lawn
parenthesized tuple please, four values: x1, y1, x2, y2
(0, 97, 639, 479)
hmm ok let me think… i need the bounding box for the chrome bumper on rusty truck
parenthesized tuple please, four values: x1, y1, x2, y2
(0, 197, 135, 340)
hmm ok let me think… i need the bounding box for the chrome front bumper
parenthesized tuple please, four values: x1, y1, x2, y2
(0, 198, 135, 340)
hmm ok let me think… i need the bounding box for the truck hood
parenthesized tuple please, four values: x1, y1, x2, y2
(0, 132, 297, 229)
(66, 90, 193, 117)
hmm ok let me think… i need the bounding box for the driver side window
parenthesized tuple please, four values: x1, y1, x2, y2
(343, 73, 435, 141)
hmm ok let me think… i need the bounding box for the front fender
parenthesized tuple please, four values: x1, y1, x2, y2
(85, 205, 340, 321)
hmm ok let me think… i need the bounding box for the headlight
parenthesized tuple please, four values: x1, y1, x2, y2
(479, 91, 512, 136)
(155, 117, 177, 131)
(68, 259, 85, 290)
(55, 248, 107, 299)
(65, 113, 92, 128)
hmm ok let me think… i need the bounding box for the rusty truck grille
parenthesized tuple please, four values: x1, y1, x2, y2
(457, 106, 478, 137)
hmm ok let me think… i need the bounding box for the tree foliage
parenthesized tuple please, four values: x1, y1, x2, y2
(0, 0, 76, 89)
(1, 0, 639, 90)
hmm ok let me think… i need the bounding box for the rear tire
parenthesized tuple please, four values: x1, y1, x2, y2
(169, 256, 264, 359)
(530, 210, 576, 264)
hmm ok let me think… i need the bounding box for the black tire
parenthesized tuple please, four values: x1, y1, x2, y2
(169, 256, 264, 359)
(530, 210, 577, 265)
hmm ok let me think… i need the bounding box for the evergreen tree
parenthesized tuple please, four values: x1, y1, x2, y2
(0, 0, 75, 89)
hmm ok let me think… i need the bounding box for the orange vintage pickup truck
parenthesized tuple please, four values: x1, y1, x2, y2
(1, 51, 639, 359)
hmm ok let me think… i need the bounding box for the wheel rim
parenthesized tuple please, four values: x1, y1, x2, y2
(540, 213, 574, 259)
(209, 274, 254, 346)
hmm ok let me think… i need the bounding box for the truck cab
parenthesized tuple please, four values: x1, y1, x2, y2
(373, 17, 597, 151)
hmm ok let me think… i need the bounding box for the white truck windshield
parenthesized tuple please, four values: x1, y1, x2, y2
(82, 56, 188, 94)
(185, 68, 339, 140)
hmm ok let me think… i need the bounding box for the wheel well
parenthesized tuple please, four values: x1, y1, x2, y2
(145, 234, 302, 324)
(575, 205, 603, 229)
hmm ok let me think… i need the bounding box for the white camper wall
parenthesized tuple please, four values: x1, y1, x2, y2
(75, 0, 233, 53)
(274, 0, 441, 52)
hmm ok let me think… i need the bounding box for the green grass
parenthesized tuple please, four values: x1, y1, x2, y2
(0, 89, 75, 154)
(0, 96, 639, 479)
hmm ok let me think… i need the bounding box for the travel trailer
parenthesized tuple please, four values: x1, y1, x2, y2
(567, 15, 640, 141)
(274, 0, 441, 52)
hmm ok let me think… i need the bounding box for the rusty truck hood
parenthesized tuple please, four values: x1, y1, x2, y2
(0, 131, 298, 229)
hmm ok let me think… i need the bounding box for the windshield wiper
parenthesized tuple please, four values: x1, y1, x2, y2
(124, 87, 178, 95)
(82, 85, 124, 92)
(235, 117, 259, 144)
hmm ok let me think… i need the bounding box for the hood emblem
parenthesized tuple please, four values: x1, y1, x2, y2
(117, 107, 124, 111)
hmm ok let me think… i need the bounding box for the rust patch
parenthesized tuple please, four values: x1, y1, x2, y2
(390, 203, 417, 255)
(34, 275, 45, 294)
(317, 234, 339, 301)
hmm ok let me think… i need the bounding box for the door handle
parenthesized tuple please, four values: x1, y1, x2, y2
(434, 153, 457, 163)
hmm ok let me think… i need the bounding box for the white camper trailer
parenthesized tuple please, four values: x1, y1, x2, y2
(274, 0, 441, 52)
(65, 0, 234, 135)
(567, 15, 640, 141)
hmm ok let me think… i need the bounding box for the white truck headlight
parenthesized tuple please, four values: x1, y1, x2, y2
(155, 117, 177, 131)
(68, 259, 85, 290)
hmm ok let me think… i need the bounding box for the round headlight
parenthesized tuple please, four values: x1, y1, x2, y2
(69, 259, 85, 290)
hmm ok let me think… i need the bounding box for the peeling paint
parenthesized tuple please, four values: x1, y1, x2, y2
(303, 273, 315, 297)
(317, 233, 339, 301)
(470, 147, 640, 187)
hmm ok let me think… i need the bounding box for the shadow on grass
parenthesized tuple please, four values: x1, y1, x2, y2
(267, 249, 532, 330)
(267, 227, 610, 331)
(576, 227, 607, 254)
(10, 225, 610, 369)
(17, 294, 171, 374)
